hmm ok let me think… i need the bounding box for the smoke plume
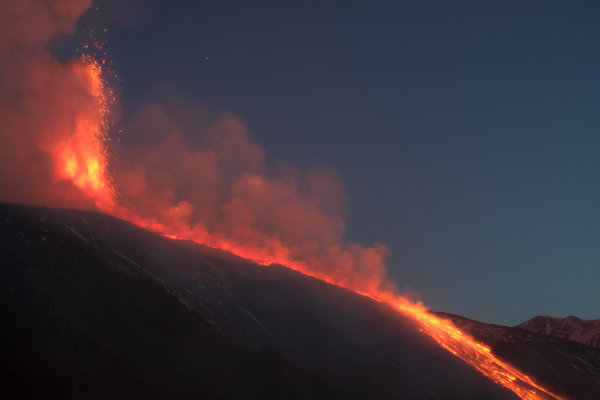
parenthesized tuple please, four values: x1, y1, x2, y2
(0, 0, 391, 294)
(113, 101, 391, 292)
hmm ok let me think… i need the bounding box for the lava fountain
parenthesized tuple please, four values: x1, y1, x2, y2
(53, 56, 115, 211)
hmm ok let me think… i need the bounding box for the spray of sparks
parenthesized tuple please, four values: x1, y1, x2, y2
(54, 35, 116, 211)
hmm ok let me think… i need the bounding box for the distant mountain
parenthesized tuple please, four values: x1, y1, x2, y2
(436, 312, 600, 400)
(1, 202, 598, 399)
(518, 316, 600, 348)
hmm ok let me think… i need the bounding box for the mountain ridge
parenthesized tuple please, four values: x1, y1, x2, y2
(435, 311, 600, 400)
(518, 315, 600, 348)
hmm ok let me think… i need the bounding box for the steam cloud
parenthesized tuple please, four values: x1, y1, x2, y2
(0, 0, 392, 294)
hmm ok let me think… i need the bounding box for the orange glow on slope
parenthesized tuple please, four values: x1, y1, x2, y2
(62, 56, 566, 400)
(153, 228, 566, 400)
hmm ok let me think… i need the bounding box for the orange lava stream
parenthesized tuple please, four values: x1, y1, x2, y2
(370, 295, 566, 400)
(64, 57, 566, 400)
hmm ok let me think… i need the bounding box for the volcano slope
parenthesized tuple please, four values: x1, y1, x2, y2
(0, 202, 565, 399)
(436, 312, 600, 400)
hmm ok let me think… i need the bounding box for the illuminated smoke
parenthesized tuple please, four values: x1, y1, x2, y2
(112, 101, 391, 293)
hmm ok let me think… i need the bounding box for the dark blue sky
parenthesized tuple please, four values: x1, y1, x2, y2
(84, 0, 600, 325)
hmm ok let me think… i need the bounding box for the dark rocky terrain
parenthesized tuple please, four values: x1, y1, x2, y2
(0, 202, 596, 399)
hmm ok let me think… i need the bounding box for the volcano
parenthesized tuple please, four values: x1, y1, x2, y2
(1, 202, 598, 399)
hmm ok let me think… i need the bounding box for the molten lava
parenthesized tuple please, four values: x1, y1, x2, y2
(53, 57, 114, 210)
(56, 55, 565, 400)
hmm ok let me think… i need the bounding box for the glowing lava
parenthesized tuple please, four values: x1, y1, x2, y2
(375, 295, 566, 400)
(54, 56, 115, 210)
(61, 55, 566, 400)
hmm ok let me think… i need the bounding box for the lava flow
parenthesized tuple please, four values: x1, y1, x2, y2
(111, 225, 567, 400)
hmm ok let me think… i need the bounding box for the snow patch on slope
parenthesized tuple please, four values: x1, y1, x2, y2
(518, 316, 600, 348)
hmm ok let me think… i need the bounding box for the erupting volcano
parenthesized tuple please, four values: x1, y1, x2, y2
(0, 2, 584, 400)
